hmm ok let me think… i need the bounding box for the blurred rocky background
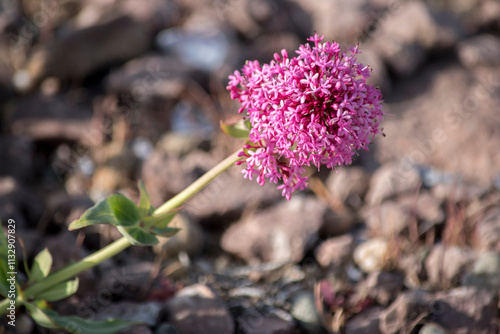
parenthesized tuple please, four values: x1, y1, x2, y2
(0, 0, 499, 333)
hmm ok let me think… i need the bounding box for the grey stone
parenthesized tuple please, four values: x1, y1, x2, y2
(345, 306, 383, 334)
(97, 261, 158, 300)
(432, 287, 498, 334)
(462, 252, 500, 293)
(165, 284, 234, 334)
(95, 301, 162, 326)
(106, 55, 202, 103)
(419, 324, 449, 334)
(157, 28, 229, 72)
(290, 290, 325, 334)
(237, 309, 295, 334)
(155, 323, 180, 334)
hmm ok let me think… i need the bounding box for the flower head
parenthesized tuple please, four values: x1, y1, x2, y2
(227, 34, 384, 200)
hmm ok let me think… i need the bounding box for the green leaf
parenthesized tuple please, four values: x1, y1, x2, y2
(69, 197, 117, 230)
(107, 195, 140, 227)
(36, 278, 79, 302)
(142, 208, 180, 229)
(30, 248, 52, 284)
(220, 119, 251, 139)
(24, 305, 139, 334)
(24, 303, 58, 329)
(138, 181, 152, 218)
(69, 194, 139, 230)
(152, 226, 181, 238)
(45, 309, 139, 334)
(117, 226, 159, 246)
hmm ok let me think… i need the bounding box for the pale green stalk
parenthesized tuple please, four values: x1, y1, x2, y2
(0, 149, 242, 314)
(154, 149, 242, 215)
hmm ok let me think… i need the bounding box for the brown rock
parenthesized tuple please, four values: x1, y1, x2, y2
(414, 192, 445, 225)
(432, 287, 498, 334)
(45, 230, 89, 271)
(368, 2, 463, 77)
(360, 271, 404, 306)
(0, 177, 44, 229)
(97, 261, 158, 300)
(106, 54, 202, 103)
(458, 34, 500, 68)
(90, 136, 138, 201)
(13, 16, 150, 91)
(363, 191, 443, 238)
(398, 250, 428, 289)
(345, 306, 384, 334)
(374, 63, 500, 188)
(119, 0, 180, 32)
(7, 94, 93, 143)
(290, 0, 375, 45)
(325, 166, 370, 209)
(424, 244, 475, 288)
(0, 136, 34, 181)
(165, 284, 234, 334)
(476, 208, 500, 252)
(315, 234, 355, 269)
(221, 196, 327, 263)
(363, 200, 410, 238)
(153, 215, 204, 258)
(141, 149, 193, 207)
(379, 290, 434, 334)
(365, 163, 421, 205)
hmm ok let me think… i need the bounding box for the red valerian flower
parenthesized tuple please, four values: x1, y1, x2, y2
(227, 33, 384, 200)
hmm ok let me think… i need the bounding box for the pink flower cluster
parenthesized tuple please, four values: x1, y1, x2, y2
(227, 34, 384, 200)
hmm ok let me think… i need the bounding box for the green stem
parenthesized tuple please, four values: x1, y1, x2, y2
(0, 237, 131, 314)
(154, 149, 243, 216)
(0, 149, 243, 315)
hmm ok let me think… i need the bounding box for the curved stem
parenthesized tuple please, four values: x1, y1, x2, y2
(0, 150, 241, 314)
(154, 149, 243, 216)
(0, 237, 132, 314)
(0, 149, 243, 315)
